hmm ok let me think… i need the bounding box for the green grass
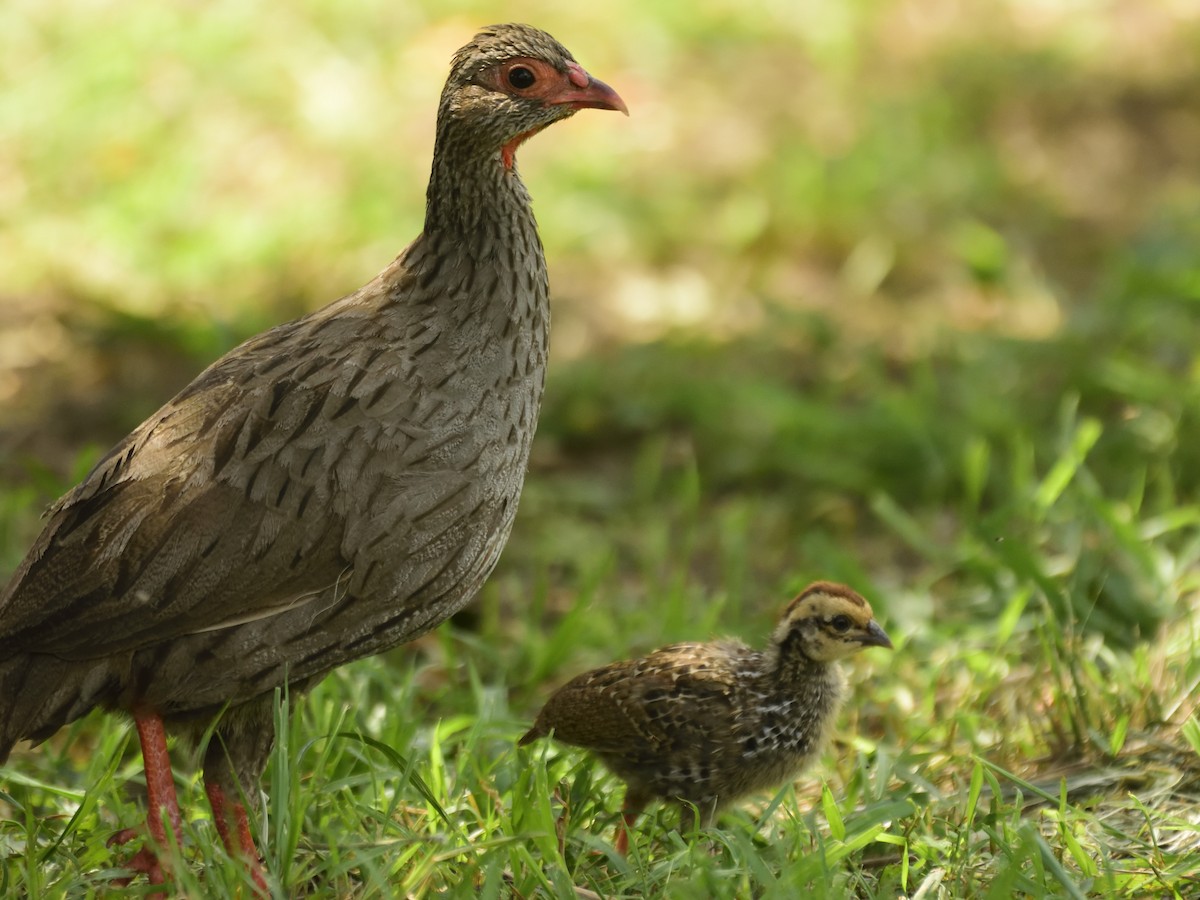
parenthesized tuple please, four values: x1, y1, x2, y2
(3, 1, 1200, 898)
(3, 427, 1197, 897)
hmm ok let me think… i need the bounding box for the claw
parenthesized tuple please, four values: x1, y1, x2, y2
(106, 826, 140, 848)
(108, 843, 165, 891)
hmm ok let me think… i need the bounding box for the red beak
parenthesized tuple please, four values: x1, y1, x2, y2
(555, 61, 629, 115)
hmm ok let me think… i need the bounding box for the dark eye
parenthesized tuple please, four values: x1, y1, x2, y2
(831, 615, 852, 633)
(508, 66, 536, 89)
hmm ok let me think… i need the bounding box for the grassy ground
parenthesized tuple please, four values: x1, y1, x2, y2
(3, 1, 1200, 897)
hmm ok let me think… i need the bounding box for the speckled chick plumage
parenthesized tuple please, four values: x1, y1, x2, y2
(520, 582, 893, 843)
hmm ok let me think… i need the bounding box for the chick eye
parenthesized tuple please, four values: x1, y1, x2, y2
(507, 66, 536, 89)
(831, 615, 852, 633)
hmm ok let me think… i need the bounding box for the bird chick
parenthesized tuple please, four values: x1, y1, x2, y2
(519, 581, 893, 854)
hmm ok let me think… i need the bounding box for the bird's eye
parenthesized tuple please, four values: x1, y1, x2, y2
(508, 66, 537, 89)
(831, 615, 852, 632)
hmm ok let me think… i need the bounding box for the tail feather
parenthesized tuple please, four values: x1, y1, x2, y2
(0, 652, 116, 763)
(517, 723, 544, 746)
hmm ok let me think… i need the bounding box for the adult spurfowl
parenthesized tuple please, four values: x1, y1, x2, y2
(0, 23, 625, 893)
(520, 582, 892, 854)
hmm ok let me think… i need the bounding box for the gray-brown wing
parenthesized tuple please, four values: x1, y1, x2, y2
(0, 289, 447, 659)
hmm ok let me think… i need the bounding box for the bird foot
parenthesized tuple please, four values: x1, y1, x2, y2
(106, 829, 166, 890)
(106, 826, 139, 847)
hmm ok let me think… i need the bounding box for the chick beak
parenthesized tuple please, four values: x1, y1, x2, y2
(860, 620, 894, 650)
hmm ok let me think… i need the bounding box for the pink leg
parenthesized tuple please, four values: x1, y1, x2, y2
(614, 805, 640, 856)
(205, 779, 269, 895)
(107, 712, 182, 894)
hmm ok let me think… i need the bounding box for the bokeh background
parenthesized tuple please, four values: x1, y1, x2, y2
(4, 0, 1199, 638)
(2, 1, 1200, 894)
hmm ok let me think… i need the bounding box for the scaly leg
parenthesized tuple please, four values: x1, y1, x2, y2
(202, 700, 275, 896)
(614, 788, 647, 856)
(108, 712, 183, 894)
(205, 778, 269, 894)
(613, 809, 637, 856)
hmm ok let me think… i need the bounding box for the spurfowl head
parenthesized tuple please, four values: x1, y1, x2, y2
(438, 23, 628, 169)
(771, 581, 894, 664)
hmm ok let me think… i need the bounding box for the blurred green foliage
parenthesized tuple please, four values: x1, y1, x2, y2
(4, 0, 1200, 635)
